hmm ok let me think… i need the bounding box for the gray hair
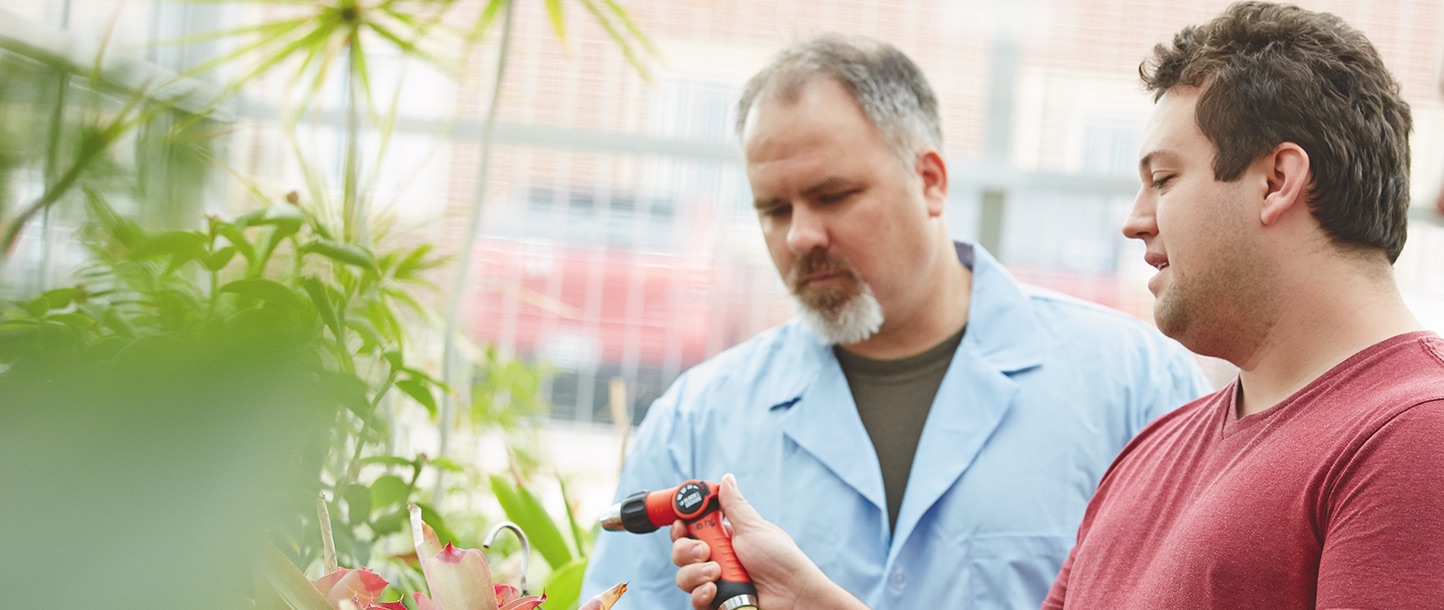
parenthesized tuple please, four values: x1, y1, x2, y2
(735, 33, 944, 163)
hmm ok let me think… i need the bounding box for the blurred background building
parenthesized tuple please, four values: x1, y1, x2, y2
(5, 0, 1443, 514)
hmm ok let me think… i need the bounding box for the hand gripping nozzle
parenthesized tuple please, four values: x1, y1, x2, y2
(599, 480, 758, 610)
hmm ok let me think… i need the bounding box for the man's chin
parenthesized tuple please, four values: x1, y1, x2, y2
(795, 292, 884, 346)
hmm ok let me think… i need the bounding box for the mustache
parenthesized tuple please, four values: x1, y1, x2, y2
(787, 253, 860, 291)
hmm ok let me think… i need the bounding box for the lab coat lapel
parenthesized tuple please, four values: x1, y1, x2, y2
(776, 353, 887, 516)
(889, 242, 1043, 555)
(889, 343, 1017, 552)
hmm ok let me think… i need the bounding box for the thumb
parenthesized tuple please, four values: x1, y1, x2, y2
(718, 473, 762, 528)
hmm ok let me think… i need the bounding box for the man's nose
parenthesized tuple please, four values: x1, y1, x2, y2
(786, 205, 829, 254)
(1122, 188, 1158, 241)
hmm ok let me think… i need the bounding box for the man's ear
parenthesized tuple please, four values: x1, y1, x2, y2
(1260, 142, 1310, 226)
(917, 149, 948, 217)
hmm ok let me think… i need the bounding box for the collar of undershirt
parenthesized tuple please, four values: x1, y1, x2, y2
(833, 324, 966, 382)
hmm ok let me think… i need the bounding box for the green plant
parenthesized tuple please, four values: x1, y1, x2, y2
(1, 0, 664, 604)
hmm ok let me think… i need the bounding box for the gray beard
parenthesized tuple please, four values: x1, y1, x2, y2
(795, 283, 884, 345)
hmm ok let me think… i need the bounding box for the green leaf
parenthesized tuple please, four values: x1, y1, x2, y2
(47, 312, 98, 335)
(578, 0, 651, 81)
(344, 315, 384, 354)
(370, 508, 407, 539)
(255, 544, 333, 610)
(318, 370, 373, 421)
(393, 243, 446, 280)
(214, 222, 257, 263)
(544, 0, 567, 44)
(603, 0, 660, 56)
(382, 349, 404, 371)
(249, 203, 306, 237)
(560, 477, 591, 557)
(18, 297, 50, 318)
(301, 276, 342, 340)
(129, 230, 209, 264)
(100, 308, 138, 338)
(301, 238, 376, 270)
(204, 246, 238, 272)
(467, 0, 509, 42)
(220, 279, 308, 311)
(369, 474, 411, 512)
(343, 483, 371, 527)
(0, 322, 78, 362)
(41, 288, 78, 310)
(413, 502, 462, 548)
(395, 378, 438, 417)
(489, 475, 573, 569)
(359, 455, 417, 469)
(541, 558, 588, 610)
(429, 456, 466, 472)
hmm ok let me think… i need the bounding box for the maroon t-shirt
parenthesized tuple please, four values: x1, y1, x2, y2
(1045, 331, 1444, 609)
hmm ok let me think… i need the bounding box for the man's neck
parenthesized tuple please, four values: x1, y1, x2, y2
(840, 243, 972, 360)
(1234, 262, 1423, 417)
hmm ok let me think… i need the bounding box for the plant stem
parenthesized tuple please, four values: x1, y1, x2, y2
(339, 368, 399, 491)
(342, 33, 365, 246)
(434, 0, 517, 502)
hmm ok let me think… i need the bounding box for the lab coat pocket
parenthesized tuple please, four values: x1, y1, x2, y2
(964, 533, 1073, 608)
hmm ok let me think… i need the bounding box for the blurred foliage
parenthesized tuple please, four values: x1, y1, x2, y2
(0, 1, 659, 608)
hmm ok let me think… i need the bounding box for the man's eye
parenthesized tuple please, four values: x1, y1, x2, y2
(762, 204, 792, 218)
(819, 190, 857, 204)
(1151, 176, 1174, 190)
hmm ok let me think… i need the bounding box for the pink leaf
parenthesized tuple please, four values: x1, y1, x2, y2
(312, 567, 389, 607)
(498, 594, 546, 610)
(409, 504, 443, 560)
(494, 583, 519, 604)
(418, 543, 498, 609)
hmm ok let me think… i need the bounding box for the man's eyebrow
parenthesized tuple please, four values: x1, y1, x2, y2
(753, 177, 859, 209)
(799, 177, 855, 197)
(1138, 149, 1180, 173)
(753, 196, 785, 210)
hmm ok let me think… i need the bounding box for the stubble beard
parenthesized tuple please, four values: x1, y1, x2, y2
(788, 253, 884, 345)
(1153, 238, 1277, 364)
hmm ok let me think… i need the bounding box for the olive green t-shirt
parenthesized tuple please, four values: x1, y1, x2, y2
(834, 325, 965, 534)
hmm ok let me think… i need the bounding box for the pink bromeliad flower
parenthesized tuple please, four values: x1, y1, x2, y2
(311, 566, 407, 610)
(409, 504, 547, 610)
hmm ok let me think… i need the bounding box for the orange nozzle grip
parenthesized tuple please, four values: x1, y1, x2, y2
(687, 508, 751, 584)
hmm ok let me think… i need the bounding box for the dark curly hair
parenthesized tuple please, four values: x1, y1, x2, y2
(1141, 1, 1413, 262)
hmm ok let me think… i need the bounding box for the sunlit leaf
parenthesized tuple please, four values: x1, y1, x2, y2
(395, 377, 438, 417)
(343, 483, 372, 526)
(489, 475, 572, 569)
(369, 474, 411, 512)
(128, 230, 209, 263)
(205, 246, 239, 272)
(40, 287, 78, 310)
(301, 276, 343, 341)
(541, 558, 587, 610)
(319, 370, 374, 420)
(560, 477, 592, 557)
(359, 455, 418, 469)
(220, 278, 308, 311)
(255, 544, 334, 610)
(302, 238, 377, 270)
(428, 456, 465, 473)
(544, 0, 567, 45)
